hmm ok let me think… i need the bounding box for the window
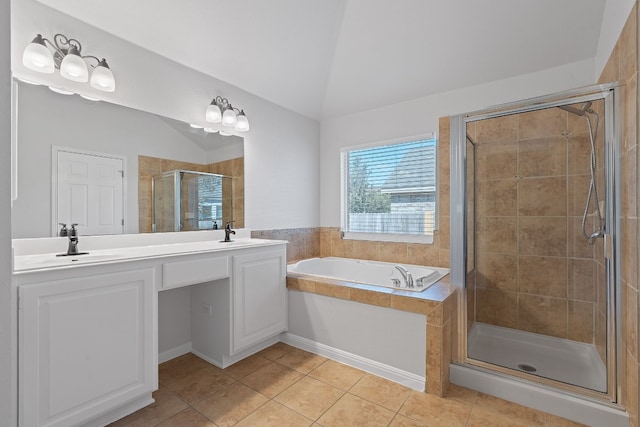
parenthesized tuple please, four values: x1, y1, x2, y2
(341, 136, 437, 243)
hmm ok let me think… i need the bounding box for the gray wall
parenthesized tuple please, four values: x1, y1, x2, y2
(1, 0, 15, 424)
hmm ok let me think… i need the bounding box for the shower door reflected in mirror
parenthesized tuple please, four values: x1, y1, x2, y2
(152, 170, 233, 232)
(464, 94, 613, 395)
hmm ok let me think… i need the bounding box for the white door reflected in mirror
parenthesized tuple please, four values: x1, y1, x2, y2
(54, 147, 125, 236)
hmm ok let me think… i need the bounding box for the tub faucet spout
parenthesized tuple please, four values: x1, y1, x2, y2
(395, 265, 414, 288)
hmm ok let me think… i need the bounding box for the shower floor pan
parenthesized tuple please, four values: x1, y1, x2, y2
(468, 323, 607, 392)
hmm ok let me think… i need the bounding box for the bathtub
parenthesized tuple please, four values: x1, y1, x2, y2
(287, 257, 449, 292)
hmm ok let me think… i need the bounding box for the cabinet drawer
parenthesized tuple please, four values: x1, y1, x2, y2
(163, 256, 229, 289)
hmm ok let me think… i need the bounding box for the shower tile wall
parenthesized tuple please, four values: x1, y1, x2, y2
(471, 104, 604, 349)
(138, 155, 244, 232)
(597, 2, 638, 424)
(209, 157, 245, 228)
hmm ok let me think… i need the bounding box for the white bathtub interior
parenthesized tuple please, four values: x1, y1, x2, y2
(468, 323, 606, 392)
(287, 257, 449, 292)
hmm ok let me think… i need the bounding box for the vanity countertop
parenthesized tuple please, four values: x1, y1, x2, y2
(13, 237, 287, 273)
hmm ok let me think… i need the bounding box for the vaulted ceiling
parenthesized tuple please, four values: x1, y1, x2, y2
(36, 0, 606, 120)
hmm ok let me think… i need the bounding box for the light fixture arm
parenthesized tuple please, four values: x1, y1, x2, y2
(41, 34, 81, 69)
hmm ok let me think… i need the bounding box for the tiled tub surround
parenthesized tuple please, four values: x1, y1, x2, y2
(252, 228, 320, 262)
(139, 155, 245, 233)
(286, 273, 456, 397)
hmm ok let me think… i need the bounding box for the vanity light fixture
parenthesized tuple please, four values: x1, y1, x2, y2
(48, 86, 74, 95)
(23, 33, 116, 92)
(205, 96, 250, 132)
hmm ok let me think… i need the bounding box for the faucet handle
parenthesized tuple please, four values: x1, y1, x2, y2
(225, 220, 235, 230)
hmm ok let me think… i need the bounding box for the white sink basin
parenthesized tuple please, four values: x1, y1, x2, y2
(13, 238, 281, 272)
(15, 253, 124, 271)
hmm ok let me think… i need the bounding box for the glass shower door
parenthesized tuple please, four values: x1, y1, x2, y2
(460, 91, 615, 398)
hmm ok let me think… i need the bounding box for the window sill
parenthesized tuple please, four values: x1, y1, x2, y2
(342, 231, 434, 245)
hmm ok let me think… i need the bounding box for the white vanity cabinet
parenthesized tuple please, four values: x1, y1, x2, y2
(18, 267, 156, 427)
(12, 236, 288, 427)
(232, 248, 287, 353)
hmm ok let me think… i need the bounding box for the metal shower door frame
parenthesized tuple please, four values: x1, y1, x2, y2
(449, 83, 621, 404)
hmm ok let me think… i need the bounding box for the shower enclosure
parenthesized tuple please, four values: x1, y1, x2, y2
(451, 84, 620, 402)
(152, 170, 233, 232)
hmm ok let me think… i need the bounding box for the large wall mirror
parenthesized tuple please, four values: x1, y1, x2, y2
(11, 79, 244, 239)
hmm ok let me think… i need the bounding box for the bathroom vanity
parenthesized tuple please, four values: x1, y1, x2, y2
(12, 231, 287, 427)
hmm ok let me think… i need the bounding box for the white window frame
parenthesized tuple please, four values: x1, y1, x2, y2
(340, 132, 438, 244)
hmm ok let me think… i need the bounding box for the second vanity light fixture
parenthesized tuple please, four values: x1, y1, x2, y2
(206, 96, 250, 132)
(22, 33, 116, 92)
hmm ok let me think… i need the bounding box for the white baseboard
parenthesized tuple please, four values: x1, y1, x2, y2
(450, 364, 629, 427)
(158, 342, 192, 364)
(193, 335, 282, 369)
(88, 394, 154, 427)
(282, 332, 425, 391)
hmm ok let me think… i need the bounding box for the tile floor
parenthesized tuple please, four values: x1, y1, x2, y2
(110, 342, 586, 427)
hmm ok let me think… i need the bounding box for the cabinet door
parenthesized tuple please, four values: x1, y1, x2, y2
(232, 248, 287, 354)
(19, 269, 155, 427)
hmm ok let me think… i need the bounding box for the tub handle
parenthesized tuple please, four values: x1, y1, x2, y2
(415, 276, 428, 287)
(391, 278, 401, 288)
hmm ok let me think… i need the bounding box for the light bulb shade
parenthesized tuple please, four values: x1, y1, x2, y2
(222, 107, 237, 127)
(60, 46, 89, 82)
(206, 102, 222, 123)
(234, 110, 250, 132)
(90, 59, 115, 92)
(23, 35, 54, 73)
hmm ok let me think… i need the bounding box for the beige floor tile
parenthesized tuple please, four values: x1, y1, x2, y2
(256, 342, 296, 360)
(192, 382, 269, 427)
(467, 406, 534, 427)
(155, 407, 216, 427)
(166, 365, 236, 404)
(235, 400, 313, 427)
(444, 384, 478, 405)
(110, 388, 187, 427)
(274, 376, 344, 420)
(317, 393, 395, 427)
(275, 348, 328, 374)
(240, 362, 304, 398)
(158, 353, 212, 385)
(349, 373, 412, 411)
(474, 393, 544, 425)
(222, 354, 271, 379)
(545, 414, 589, 426)
(309, 359, 364, 391)
(399, 391, 472, 427)
(388, 414, 430, 427)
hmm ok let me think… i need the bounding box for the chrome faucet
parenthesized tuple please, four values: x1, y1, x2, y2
(395, 265, 414, 288)
(67, 224, 80, 255)
(223, 221, 236, 242)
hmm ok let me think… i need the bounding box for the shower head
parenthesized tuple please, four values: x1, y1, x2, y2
(558, 101, 593, 116)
